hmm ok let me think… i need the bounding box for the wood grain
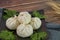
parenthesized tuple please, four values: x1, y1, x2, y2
(0, 0, 49, 11)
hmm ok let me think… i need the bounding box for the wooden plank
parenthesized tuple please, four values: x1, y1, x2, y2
(6, 2, 47, 11)
(0, 0, 49, 11)
(0, 0, 48, 8)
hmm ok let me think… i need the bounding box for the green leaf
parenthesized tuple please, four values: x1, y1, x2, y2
(3, 9, 18, 20)
(30, 32, 47, 40)
(31, 33, 38, 40)
(3, 15, 10, 20)
(32, 11, 46, 19)
(0, 30, 16, 40)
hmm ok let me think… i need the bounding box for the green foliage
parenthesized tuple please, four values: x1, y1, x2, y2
(0, 30, 16, 40)
(3, 9, 18, 20)
(32, 11, 46, 19)
(30, 32, 47, 40)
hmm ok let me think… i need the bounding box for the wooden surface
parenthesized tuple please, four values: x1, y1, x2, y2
(0, 0, 48, 7)
(0, 0, 49, 11)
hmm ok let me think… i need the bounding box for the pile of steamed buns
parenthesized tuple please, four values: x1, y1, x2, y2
(6, 12, 42, 38)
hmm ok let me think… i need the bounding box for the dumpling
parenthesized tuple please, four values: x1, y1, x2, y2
(17, 24, 33, 37)
(6, 16, 20, 30)
(30, 17, 42, 30)
(18, 12, 31, 24)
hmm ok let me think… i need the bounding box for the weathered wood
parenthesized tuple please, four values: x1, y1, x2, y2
(0, 0, 48, 7)
(0, 0, 49, 11)
(6, 3, 47, 12)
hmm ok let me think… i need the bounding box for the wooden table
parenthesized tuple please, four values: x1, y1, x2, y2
(0, 0, 49, 11)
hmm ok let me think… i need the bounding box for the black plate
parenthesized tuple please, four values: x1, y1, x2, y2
(0, 8, 47, 40)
